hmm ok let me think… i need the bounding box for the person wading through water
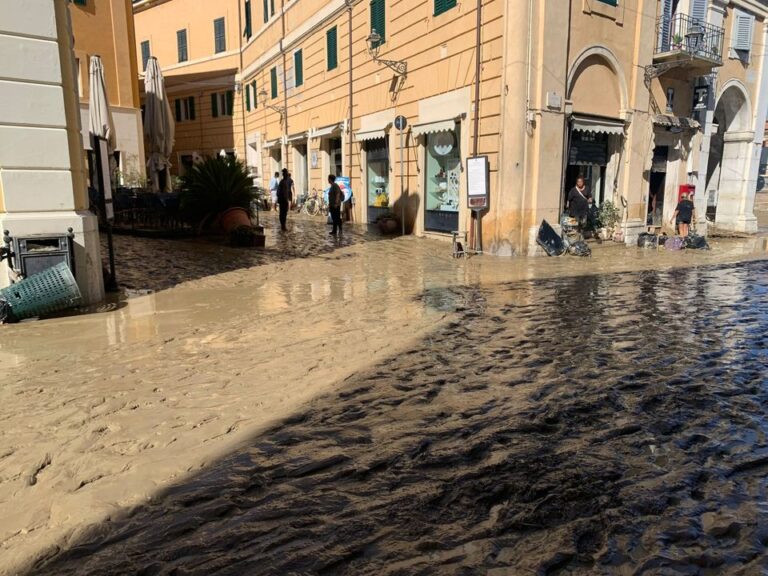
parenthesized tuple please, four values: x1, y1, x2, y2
(277, 168, 295, 231)
(327, 174, 344, 236)
(671, 192, 695, 237)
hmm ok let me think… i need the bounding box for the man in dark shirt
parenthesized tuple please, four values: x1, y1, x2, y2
(276, 168, 294, 231)
(327, 175, 344, 235)
(671, 192, 695, 237)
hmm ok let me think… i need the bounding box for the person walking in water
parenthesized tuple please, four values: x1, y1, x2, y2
(671, 192, 695, 237)
(269, 171, 280, 211)
(327, 174, 344, 236)
(277, 168, 294, 231)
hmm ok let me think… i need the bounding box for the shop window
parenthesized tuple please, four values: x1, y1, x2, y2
(433, 0, 456, 17)
(327, 27, 338, 71)
(214, 17, 226, 54)
(425, 128, 460, 233)
(329, 137, 343, 176)
(366, 138, 390, 222)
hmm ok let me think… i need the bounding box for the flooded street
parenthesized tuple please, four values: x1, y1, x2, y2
(2, 214, 768, 575)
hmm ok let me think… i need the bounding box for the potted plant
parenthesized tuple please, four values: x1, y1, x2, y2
(179, 155, 256, 234)
(229, 224, 266, 248)
(672, 34, 683, 50)
(598, 200, 621, 241)
(375, 211, 399, 234)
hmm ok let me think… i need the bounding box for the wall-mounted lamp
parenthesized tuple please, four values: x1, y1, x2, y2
(258, 88, 287, 120)
(365, 29, 407, 77)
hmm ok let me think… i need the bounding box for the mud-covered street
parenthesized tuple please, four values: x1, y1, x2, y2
(3, 215, 768, 575)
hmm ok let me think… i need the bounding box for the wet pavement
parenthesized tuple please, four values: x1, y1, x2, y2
(4, 215, 768, 575)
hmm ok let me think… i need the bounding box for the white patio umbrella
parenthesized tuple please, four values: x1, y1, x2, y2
(88, 55, 116, 152)
(143, 57, 175, 193)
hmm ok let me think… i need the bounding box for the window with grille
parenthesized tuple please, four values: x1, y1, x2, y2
(327, 27, 338, 71)
(214, 17, 226, 54)
(177, 29, 188, 63)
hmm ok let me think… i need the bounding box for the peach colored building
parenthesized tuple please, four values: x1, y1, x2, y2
(133, 0, 768, 252)
(70, 0, 145, 184)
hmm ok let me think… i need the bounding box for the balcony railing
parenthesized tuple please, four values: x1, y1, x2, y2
(654, 13, 724, 66)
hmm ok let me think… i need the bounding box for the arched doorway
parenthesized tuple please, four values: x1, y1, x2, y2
(706, 83, 757, 231)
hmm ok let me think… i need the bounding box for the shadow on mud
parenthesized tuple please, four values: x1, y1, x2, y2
(31, 261, 768, 575)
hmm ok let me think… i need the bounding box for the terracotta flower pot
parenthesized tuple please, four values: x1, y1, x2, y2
(219, 207, 252, 234)
(378, 217, 398, 234)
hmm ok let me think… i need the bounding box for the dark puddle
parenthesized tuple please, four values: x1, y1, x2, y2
(32, 261, 768, 575)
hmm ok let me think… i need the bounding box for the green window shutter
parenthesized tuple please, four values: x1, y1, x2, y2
(226, 90, 234, 115)
(270, 0, 275, 17)
(251, 81, 257, 108)
(244, 0, 252, 39)
(433, 0, 456, 17)
(327, 27, 338, 70)
(214, 17, 226, 53)
(294, 50, 303, 87)
(597, 0, 618, 5)
(370, 0, 385, 45)
(270, 67, 278, 99)
(141, 41, 150, 71)
(263, 0, 269, 23)
(73, 0, 87, 5)
(246, 84, 251, 111)
(188, 96, 196, 120)
(177, 29, 188, 63)
(211, 93, 219, 118)
(175, 99, 182, 122)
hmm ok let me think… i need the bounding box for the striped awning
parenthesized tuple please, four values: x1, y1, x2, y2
(312, 123, 342, 138)
(355, 129, 387, 142)
(653, 114, 700, 130)
(571, 115, 625, 135)
(412, 119, 456, 137)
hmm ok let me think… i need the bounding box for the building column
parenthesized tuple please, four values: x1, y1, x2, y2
(0, 0, 104, 303)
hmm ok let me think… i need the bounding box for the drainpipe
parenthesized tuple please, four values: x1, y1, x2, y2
(348, 0, 353, 210)
(238, 1, 248, 167)
(280, 0, 289, 161)
(518, 0, 533, 252)
(559, 0, 573, 214)
(470, 0, 482, 251)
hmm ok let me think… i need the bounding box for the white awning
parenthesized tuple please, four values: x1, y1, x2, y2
(287, 132, 308, 143)
(263, 139, 280, 148)
(412, 119, 456, 137)
(355, 129, 387, 142)
(571, 115, 625, 135)
(312, 123, 342, 138)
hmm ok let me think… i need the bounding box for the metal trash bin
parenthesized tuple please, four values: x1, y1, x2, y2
(0, 262, 81, 320)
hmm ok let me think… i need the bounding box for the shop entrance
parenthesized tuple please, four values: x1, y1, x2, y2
(648, 146, 668, 226)
(293, 143, 308, 196)
(565, 130, 608, 208)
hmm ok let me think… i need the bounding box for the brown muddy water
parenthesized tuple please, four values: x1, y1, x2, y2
(29, 254, 768, 575)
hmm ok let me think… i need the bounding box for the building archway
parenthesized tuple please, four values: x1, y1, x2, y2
(706, 81, 756, 231)
(564, 47, 628, 209)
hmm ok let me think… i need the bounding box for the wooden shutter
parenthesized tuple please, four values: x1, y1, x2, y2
(691, 0, 707, 24)
(175, 99, 182, 122)
(214, 18, 226, 53)
(733, 10, 754, 52)
(141, 41, 150, 71)
(177, 29, 187, 63)
(370, 0, 385, 44)
(73, 0, 87, 5)
(188, 96, 196, 120)
(270, 67, 278, 99)
(327, 27, 338, 71)
(244, 0, 252, 39)
(294, 50, 303, 87)
(211, 93, 219, 118)
(270, 0, 275, 17)
(433, 0, 456, 17)
(226, 90, 234, 116)
(263, 0, 269, 23)
(251, 81, 258, 108)
(245, 84, 251, 111)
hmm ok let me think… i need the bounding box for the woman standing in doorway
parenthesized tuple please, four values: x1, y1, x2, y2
(567, 175, 592, 228)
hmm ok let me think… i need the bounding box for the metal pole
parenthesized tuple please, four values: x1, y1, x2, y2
(400, 128, 405, 235)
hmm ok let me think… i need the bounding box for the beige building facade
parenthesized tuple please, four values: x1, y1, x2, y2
(70, 0, 145, 185)
(133, 0, 768, 253)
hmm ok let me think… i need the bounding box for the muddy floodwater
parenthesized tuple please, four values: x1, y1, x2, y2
(3, 215, 768, 575)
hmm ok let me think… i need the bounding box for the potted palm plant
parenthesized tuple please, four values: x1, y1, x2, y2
(179, 155, 259, 236)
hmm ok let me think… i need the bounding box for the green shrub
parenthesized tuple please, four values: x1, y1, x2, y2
(179, 156, 255, 227)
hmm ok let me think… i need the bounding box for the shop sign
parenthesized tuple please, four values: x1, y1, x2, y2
(467, 156, 489, 210)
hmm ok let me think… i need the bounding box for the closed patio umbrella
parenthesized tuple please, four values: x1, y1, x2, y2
(88, 54, 117, 290)
(143, 57, 175, 193)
